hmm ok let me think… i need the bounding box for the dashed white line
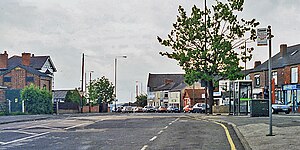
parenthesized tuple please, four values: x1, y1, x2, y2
(0, 141, 4, 145)
(1, 132, 50, 145)
(141, 145, 148, 150)
(149, 136, 157, 142)
(164, 126, 168, 129)
(158, 130, 163, 135)
(169, 123, 173, 125)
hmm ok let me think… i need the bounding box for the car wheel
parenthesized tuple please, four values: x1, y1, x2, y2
(285, 111, 290, 114)
(271, 108, 274, 114)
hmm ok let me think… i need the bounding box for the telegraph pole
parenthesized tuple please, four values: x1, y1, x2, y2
(204, 0, 208, 114)
(81, 53, 85, 113)
(267, 25, 274, 136)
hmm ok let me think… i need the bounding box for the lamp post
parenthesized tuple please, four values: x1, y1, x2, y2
(114, 55, 127, 112)
(89, 70, 94, 113)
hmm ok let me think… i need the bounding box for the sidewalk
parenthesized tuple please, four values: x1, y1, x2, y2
(0, 114, 54, 124)
(194, 113, 300, 150)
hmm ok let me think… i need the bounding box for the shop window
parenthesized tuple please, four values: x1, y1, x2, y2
(291, 67, 298, 83)
(3, 77, 11, 82)
(254, 74, 260, 87)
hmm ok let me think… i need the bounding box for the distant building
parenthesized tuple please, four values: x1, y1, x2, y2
(146, 73, 204, 110)
(0, 51, 56, 106)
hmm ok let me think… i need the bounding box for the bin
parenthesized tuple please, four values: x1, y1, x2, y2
(250, 100, 269, 117)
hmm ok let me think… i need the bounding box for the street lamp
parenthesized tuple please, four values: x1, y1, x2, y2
(89, 70, 94, 113)
(114, 55, 127, 112)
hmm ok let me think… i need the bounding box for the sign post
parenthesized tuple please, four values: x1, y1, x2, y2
(257, 26, 274, 136)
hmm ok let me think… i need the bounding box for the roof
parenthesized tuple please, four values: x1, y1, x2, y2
(250, 44, 300, 73)
(0, 64, 51, 77)
(8, 55, 57, 72)
(147, 73, 185, 92)
(53, 90, 69, 99)
(154, 82, 178, 91)
(183, 89, 205, 99)
(169, 82, 187, 92)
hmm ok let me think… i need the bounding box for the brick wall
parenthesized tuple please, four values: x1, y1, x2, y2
(284, 66, 291, 84)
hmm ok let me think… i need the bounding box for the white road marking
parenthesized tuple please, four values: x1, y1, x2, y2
(149, 136, 157, 142)
(175, 118, 180, 122)
(141, 145, 148, 150)
(2, 132, 50, 145)
(164, 126, 168, 129)
(169, 123, 172, 125)
(64, 123, 90, 130)
(1, 130, 37, 135)
(158, 130, 163, 135)
(0, 141, 4, 145)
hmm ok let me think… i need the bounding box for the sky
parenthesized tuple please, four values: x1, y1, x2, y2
(0, 0, 300, 103)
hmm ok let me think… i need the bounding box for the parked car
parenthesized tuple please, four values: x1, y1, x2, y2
(183, 105, 193, 113)
(112, 106, 123, 112)
(192, 103, 209, 113)
(157, 106, 167, 113)
(167, 106, 180, 113)
(142, 106, 156, 113)
(122, 106, 133, 113)
(272, 103, 291, 114)
(133, 107, 143, 113)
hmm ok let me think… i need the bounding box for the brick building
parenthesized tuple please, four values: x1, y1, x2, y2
(0, 51, 56, 104)
(247, 44, 300, 112)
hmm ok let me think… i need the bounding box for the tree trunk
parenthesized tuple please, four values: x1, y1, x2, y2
(208, 80, 214, 114)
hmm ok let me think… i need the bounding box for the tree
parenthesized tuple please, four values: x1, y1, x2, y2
(157, 0, 259, 114)
(135, 94, 147, 107)
(65, 89, 81, 104)
(21, 84, 53, 114)
(88, 76, 115, 104)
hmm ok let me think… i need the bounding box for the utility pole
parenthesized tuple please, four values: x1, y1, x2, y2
(81, 53, 85, 113)
(204, 0, 208, 114)
(89, 71, 93, 113)
(267, 25, 274, 136)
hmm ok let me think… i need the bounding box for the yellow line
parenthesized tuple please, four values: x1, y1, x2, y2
(214, 121, 236, 150)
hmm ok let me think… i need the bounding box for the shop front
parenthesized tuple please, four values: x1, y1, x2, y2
(282, 84, 300, 113)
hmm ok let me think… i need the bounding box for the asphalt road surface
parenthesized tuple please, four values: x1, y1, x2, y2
(0, 113, 244, 150)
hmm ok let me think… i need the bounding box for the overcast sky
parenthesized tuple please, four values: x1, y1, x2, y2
(0, 0, 300, 103)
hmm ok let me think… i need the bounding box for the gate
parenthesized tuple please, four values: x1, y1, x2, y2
(5, 89, 22, 112)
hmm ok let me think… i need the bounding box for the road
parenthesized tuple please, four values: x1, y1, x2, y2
(0, 113, 244, 150)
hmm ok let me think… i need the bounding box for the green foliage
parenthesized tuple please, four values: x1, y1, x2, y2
(65, 89, 81, 104)
(158, 0, 259, 85)
(88, 76, 115, 104)
(21, 84, 53, 114)
(135, 94, 147, 107)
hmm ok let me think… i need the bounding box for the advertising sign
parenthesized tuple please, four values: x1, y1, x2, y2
(257, 28, 268, 46)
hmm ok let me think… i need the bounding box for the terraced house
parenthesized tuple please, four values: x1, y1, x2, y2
(0, 51, 56, 111)
(247, 44, 300, 112)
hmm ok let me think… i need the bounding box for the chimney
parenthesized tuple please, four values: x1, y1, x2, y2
(254, 61, 261, 68)
(22, 52, 31, 66)
(280, 44, 287, 57)
(165, 79, 173, 84)
(0, 51, 8, 69)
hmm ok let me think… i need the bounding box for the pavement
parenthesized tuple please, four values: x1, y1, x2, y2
(1, 113, 300, 149)
(191, 113, 300, 150)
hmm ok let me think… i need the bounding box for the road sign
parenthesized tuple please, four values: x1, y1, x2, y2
(257, 28, 268, 46)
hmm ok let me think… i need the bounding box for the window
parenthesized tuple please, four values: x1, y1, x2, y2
(254, 74, 260, 87)
(26, 77, 34, 82)
(272, 71, 277, 85)
(3, 77, 11, 82)
(291, 67, 298, 83)
(164, 92, 168, 98)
